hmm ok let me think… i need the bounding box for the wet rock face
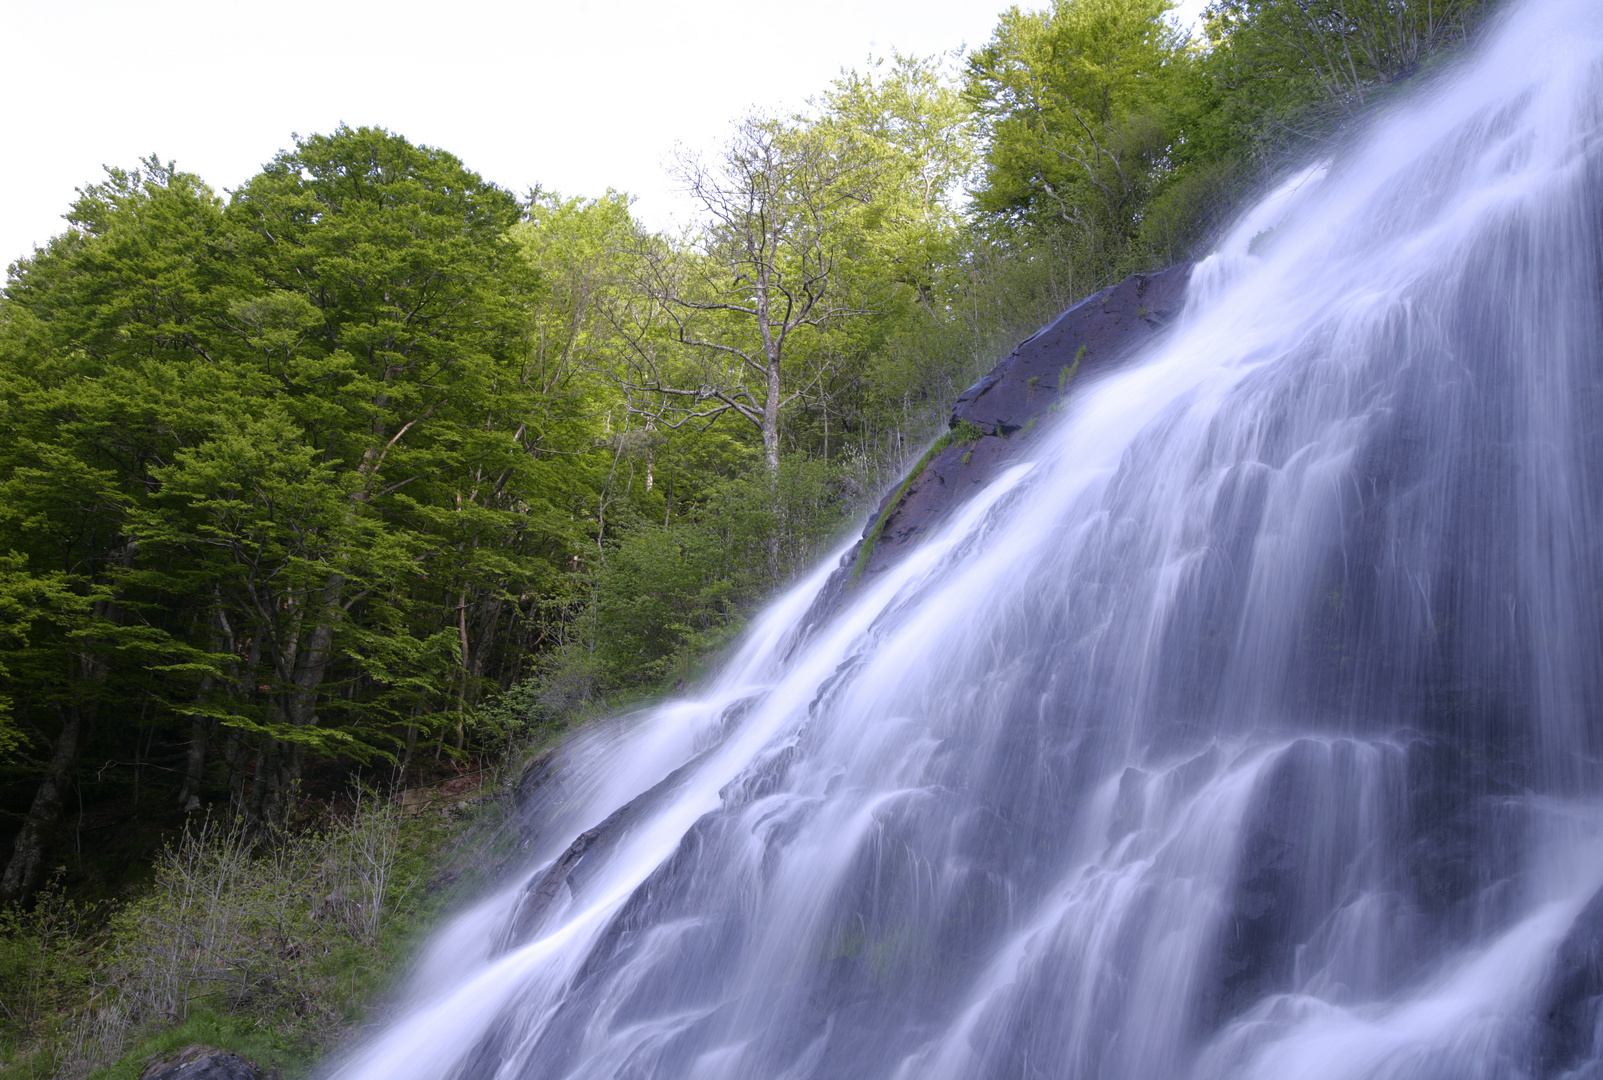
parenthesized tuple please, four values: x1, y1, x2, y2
(500, 801, 633, 950)
(1537, 887, 1603, 1078)
(952, 263, 1192, 438)
(140, 1045, 267, 1080)
(806, 264, 1191, 607)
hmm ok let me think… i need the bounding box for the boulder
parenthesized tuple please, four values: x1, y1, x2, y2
(499, 801, 633, 950)
(140, 1045, 267, 1080)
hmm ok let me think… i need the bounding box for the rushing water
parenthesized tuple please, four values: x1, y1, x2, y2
(331, 2, 1603, 1076)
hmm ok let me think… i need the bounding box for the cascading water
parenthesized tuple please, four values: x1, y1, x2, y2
(330, 0, 1603, 1075)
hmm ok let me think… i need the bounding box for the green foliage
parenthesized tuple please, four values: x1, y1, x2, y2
(597, 456, 849, 679)
(962, 0, 1495, 302)
(485, 454, 856, 724)
(1201, 0, 1490, 139)
(967, 0, 1191, 270)
(89, 1011, 309, 1080)
(0, 877, 101, 1071)
(0, 126, 608, 856)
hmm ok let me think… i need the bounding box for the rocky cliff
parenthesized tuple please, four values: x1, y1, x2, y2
(807, 263, 1192, 618)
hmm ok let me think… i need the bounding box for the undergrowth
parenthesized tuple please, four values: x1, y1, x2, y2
(0, 781, 514, 1080)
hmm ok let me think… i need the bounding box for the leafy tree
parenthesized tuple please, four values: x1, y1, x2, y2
(1203, 0, 1489, 132)
(0, 128, 604, 889)
(0, 160, 233, 902)
(168, 124, 563, 820)
(816, 52, 978, 310)
(592, 455, 849, 687)
(793, 54, 984, 457)
(967, 0, 1191, 277)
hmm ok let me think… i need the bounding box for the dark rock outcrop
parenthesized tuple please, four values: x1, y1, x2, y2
(951, 263, 1191, 438)
(500, 801, 633, 949)
(1536, 887, 1603, 1077)
(140, 1045, 267, 1080)
(802, 264, 1191, 622)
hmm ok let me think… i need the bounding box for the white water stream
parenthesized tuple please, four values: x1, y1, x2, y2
(330, 1, 1603, 1075)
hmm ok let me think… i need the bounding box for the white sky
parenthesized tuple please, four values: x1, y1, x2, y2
(0, 0, 1209, 269)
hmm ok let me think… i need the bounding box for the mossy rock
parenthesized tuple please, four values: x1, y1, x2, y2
(140, 1045, 267, 1080)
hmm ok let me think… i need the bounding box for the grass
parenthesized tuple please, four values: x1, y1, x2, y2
(1060, 345, 1086, 393)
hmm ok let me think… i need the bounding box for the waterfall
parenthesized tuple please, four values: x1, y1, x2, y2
(330, 0, 1603, 1076)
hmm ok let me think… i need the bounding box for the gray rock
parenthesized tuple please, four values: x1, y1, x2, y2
(951, 263, 1191, 437)
(800, 263, 1193, 617)
(140, 1044, 267, 1080)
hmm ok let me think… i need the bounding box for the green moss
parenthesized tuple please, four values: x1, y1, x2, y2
(849, 421, 985, 583)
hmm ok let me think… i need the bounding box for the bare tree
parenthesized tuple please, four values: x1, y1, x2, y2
(611, 116, 873, 469)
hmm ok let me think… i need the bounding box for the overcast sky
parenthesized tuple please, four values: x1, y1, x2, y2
(1, 0, 1208, 269)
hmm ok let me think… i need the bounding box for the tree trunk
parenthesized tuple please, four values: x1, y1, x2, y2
(762, 357, 782, 471)
(223, 726, 249, 814)
(223, 621, 262, 816)
(248, 735, 301, 833)
(250, 575, 343, 832)
(177, 714, 212, 812)
(1, 700, 85, 906)
(180, 601, 237, 812)
(398, 714, 419, 790)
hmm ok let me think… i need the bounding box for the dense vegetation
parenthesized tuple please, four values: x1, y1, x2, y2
(0, 0, 1493, 1072)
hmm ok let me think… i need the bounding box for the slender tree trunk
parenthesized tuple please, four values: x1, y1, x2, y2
(271, 575, 343, 828)
(177, 714, 212, 813)
(288, 614, 337, 730)
(224, 726, 249, 814)
(178, 607, 231, 811)
(249, 734, 300, 832)
(1, 696, 87, 906)
(398, 710, 420, 790)
(644, 417, 656, 492)
(763, 357, 782, 471)
(223, 623, 262, 816)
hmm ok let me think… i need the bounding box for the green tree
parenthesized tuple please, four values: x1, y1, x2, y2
(0, 128, 602, 885)
(967, 0, 1192, 278)
(1203, 0, 1489, 132)
(0, 160, 233, 902)
(170, 125, 557, 821)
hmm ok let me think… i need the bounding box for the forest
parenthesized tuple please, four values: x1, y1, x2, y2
(0, 0, 1491, 1073)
